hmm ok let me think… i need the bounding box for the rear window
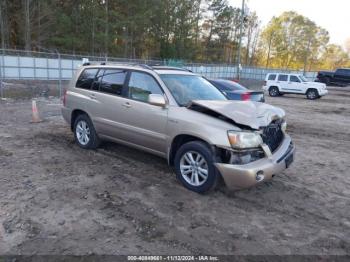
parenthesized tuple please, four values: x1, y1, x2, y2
(268, 74, 276, 81)
(99, 69, 126, 96)
(278, 74, 288, 81)
(76, 68, 98, 89)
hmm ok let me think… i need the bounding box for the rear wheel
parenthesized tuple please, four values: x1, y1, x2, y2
(306, 89, 319, 100)
(73, 114, 100, 149)
(325, 77, 331, 86)
(269, 86, 280, 97)
(174, 141, 219, 193)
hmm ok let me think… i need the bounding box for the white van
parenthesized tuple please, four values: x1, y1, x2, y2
(263, 73, 328, 100)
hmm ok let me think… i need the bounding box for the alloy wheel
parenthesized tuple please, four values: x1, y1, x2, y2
(76, 120, 91, 146)
(180, 151, 209, 187)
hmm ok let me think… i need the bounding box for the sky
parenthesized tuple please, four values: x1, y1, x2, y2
(229, 0, 350, 47)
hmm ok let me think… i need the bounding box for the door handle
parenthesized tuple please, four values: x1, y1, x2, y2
(122, 102, 132, 108)
(89, 93, 96, 100)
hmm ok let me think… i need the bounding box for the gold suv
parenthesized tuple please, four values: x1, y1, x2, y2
(62, 64, 295, 193)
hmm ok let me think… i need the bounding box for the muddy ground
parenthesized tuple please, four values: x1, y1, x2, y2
(0, 86, 349, 255)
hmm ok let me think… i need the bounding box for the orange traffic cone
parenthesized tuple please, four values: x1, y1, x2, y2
(31, 100, 42, 123)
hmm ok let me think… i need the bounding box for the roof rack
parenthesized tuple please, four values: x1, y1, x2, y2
(137, 64, 154, 70)
(152, 66, 192, 72)
(81, 62, 192, 73)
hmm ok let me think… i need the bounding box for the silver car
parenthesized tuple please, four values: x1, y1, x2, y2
(62, 64, 295, 193)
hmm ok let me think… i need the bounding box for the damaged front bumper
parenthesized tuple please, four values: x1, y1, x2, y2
(215, 135, 295, 190)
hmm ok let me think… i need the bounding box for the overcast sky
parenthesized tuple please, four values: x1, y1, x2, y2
(229, 0, 349, 47)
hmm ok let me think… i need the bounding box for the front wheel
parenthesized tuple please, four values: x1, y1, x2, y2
(174, 141, 219, 193)
(306, 89, 319, 100)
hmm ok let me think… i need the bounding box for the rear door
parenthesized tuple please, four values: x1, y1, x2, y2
(86, 68, 129, 138)
(277, 74, 289, 91)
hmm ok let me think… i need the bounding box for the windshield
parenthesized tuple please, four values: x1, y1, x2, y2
(160, 74, 227, 106)
(299, 75, 308, 82)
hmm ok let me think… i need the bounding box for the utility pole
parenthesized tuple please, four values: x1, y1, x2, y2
(104, 0, 109, 62)
(236, 0, 245, 80)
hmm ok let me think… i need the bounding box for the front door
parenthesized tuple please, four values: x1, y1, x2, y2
(118, 71, 168, 155)
(288, 75, 304, 93)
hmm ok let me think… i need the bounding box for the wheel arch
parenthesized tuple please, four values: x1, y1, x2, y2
(71, 109, 90, 131)
(269, 85, 280, 91)
(168, 134, 212, 166)
(306, 87, 319, 93)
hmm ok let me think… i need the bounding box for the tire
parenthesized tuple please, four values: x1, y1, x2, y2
(306, 89, 319, 100)
(73, 114, 100, 149)
(174, 141, 219, 193)
(268, 86, 280, 97)
(325, 77, 331, 86)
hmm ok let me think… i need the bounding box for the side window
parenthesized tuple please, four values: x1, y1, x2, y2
(290, 75, 300, 83)
(278, 74, 288, 81)
(268, 74, 276, 81)
(100, 70, 126, 96)
(336, 69, 344, 75)
(128, 72, 163, 102)
(91, 69, 104, 91)
(337, 69, 350, 76)
(76, 68, 98, 89)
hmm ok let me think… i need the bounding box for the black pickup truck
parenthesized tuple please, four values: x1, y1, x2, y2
(316, 68, 350, 86)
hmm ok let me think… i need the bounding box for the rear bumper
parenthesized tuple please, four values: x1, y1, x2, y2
(215, 135, 295, 190)
(61, 107, 72, 125)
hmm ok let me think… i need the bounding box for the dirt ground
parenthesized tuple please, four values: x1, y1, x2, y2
(0, 86, 349, 255)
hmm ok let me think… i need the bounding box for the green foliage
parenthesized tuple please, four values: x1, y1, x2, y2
(259, 11, 349, 70)
(0, 1, 348, 70)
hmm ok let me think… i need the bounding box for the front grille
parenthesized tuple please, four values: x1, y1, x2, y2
(261, 120, 284, 152)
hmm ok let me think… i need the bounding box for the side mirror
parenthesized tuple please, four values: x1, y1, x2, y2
(148, 94, 166, 107)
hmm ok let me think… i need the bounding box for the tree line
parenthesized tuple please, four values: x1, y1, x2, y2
(0, 0, 349, 70)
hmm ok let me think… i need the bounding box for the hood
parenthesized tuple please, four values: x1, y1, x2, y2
(188, 100, 285, 130)
(305, 81, 326, 88)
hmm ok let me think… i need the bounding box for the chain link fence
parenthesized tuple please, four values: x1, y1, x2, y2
(0, 48, 317, 100)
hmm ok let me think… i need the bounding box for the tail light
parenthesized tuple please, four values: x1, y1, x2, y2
(241, 93, 251, 101)
(62, 89, 67, 106)
(264, 81, 267, 86)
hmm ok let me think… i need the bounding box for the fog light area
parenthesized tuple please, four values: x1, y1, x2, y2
(256, 171, 265, 182)
(218, 148, 265, 165)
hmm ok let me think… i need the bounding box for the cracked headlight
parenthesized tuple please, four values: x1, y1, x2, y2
(227, 131, 263, 149)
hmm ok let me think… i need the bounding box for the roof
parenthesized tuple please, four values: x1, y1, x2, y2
(81, 63, 193, 74)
